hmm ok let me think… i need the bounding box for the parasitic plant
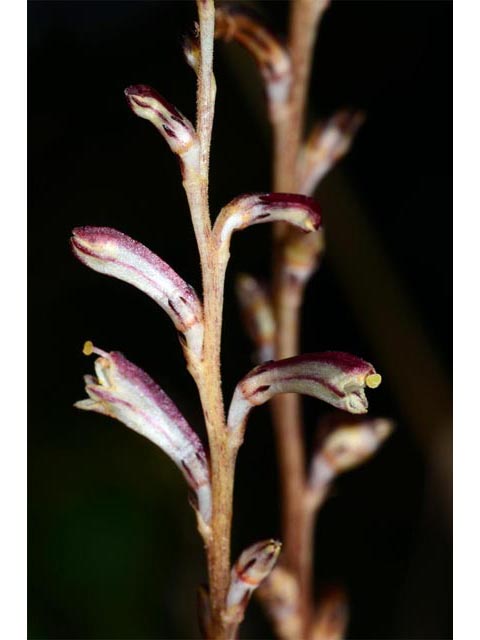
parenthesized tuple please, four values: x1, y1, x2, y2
(72, 2, 393, 638)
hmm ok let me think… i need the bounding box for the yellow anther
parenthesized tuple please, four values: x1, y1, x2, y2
(83, 340, 94, 356)
(366, 373, 382, 389)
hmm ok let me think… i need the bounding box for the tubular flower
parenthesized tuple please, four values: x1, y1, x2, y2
(215, 4, 291, 122)
(124, 84, 199, 170)
(225, 539, 282, 623)
(236, 273, 276, 363)
(309, 415, 394, 491)
(299, 110, 366, 195)
(75, 343, 212, 526)
(71, 227, 204, 360)
(227, 352, 382, 444)
(213, 193, 321, 256)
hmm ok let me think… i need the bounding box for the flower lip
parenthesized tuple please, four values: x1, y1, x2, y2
(76, 344, 212, 524)
(83, 345, 203, 448)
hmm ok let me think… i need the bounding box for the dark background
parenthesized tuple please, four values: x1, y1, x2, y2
(28, 1, 452, 638)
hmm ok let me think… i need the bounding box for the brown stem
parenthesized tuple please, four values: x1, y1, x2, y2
(200, 250, 233, 638)
(190, 3, 237, 638)
(271, 1, 329, 637)
(300, 488, 330, 630)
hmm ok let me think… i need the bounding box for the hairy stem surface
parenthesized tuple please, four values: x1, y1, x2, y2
(193, 3, 236, 638)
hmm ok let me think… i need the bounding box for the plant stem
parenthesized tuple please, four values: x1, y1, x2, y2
(271, 1, 328, 637)
(200, 250, 232, 638)
(191, 3, 237, 638)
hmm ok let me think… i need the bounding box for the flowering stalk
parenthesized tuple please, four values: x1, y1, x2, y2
(218, 3, 389, 639)
(71, 2, 389, 639)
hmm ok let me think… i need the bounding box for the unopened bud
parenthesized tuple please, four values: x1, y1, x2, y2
(300, 110, 365, 195)
(236, 274, 276, 363)
(125, 84, 199, 163)
(225, 539, 282, 624)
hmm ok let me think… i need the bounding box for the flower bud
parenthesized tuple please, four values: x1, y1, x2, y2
(228, 352, 381, 444)
(309, 415, 394, 491)
(257, 566, 302, 640)
(215, 5, 291, 121)
(75, 344, 211, 526)
(71, 227, 204, 360)
(183, 32, 201, 74)
(225, 539, 282, 623)
(300, 110, 365, 195)
(279, 228, 325, 308)
(236, 274, 276, 363)
(125, 84, 199, 163)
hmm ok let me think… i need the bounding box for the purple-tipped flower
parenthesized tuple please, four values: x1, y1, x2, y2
(71, 227, 204, 360)
(309, 415, 394, 490)
(213, 193, 321, 254)
(300, 110, 366, 195)
(75, 343, 211, 525)
(125, 84, 199, 164)
(215, 5, 291, 121)
(225, 539, 282, 623)
(227, 352, 382, 443)
(236, 274, 276, 363)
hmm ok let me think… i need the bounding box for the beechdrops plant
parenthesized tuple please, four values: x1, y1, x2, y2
(72, 2, 393, 639)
